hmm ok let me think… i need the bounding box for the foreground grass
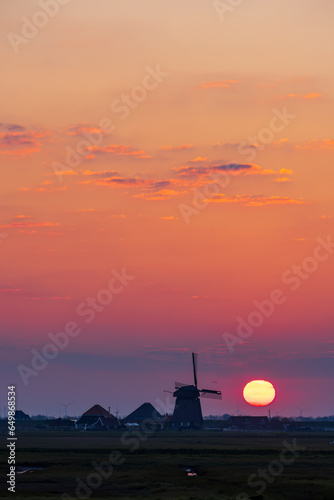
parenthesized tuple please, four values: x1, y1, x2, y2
(0, 431, 333, 499)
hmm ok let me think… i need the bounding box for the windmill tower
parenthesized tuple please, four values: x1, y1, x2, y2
(170, 353, 221, 430)
(57, 400, 74, 418)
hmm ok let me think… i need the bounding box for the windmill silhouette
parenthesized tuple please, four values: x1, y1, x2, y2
(57, 400, 74, 418)
(297, 406, 309, 419)
(170, 353, 221, 429)
(231, 402, 245, 416)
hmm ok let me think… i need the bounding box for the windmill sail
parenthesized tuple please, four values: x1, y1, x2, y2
(192, 352, 198, 388)
(200, 389, 222, 400)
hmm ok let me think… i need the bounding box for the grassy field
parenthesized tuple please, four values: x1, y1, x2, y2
(0, 430, 333, 500)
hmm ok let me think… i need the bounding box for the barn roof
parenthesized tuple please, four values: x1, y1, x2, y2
(123, 403, 162, 423)
(82, 405, 110, 417)
(15, 410, 31, 420)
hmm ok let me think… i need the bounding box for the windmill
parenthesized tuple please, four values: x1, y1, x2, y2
(297, 406, 309, 420)
(57, 400, 74, 418)
(231, 402, 244, 416)
(170, 353, 221, 430)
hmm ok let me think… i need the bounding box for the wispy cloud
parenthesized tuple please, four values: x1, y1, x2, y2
(13, 215, 33, 220)
(160, 144, 194, 152)
(295, 139, 334, 151)
(0, 123, 26, 132)
(85, 144, 151, 159)
(0, 288, 24, 294)
(273, 168, 294, 183)
(273, 177, 292, 183)
(0, 221, 60, 229)
(207, 194, 306, 207)
(64, 124, 111, 137)
(79, 169, 189, 200)
(279, 92, 323, 100)
(21, 180, 67, 192)
(200, 80, 239, 89)
(135, 189, 184, 201)
(85, 176, 143, 186)
(82, 170, 121, 178)
(174, 163, 275, 178)
(0, 128, 50, 156)
(189, 156, 207, 163)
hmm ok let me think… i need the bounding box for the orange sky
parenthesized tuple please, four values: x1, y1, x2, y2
(1, 0, 333, 418)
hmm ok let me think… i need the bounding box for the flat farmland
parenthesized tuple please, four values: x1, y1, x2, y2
(0, 431, 333, 500)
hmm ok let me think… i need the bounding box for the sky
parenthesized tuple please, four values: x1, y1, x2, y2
(0, 0, 333, 419)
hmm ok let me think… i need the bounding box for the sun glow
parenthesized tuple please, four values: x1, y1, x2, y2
(243, 380, 276, 407)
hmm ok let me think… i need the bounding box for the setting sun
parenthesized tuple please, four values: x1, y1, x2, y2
(243, 380, 276, 407)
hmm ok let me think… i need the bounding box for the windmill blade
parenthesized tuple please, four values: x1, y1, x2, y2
(192, 352, 198, 388)
(201, 392, 222, 400)
(200, 388, 222, 395)
(200, 389, 222, 400)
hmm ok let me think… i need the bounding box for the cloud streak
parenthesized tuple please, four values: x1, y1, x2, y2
(0, 221, 60, 229)
(0, 128, 50, 156)
(85, 144, 152, 159)
(160, 144, 194, 152)
(207, 194, 307, 207)
(174, 163, 275, 178)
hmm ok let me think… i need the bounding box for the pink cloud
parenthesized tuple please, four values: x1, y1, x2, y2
(0, 129, 50, 156)
(85, 145, 151, 159)
(160, 144, 194, 151)
(0, 221, 60, 229)
(207, 194, 307, 207)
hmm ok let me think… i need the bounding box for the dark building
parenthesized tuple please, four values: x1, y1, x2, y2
(228, 416, 270, 430)
(123, 402, 163, 426)
(169, 353, 221, 430)
(75, 404, 119, 430)
(15, 410, 31, 420)
(170, 385, 204, 429)
(47, 418, 75, 429)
